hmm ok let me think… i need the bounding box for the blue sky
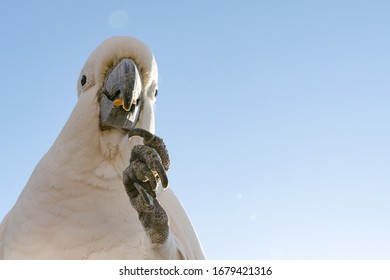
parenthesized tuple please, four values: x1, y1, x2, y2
(0, 0, 389, 259)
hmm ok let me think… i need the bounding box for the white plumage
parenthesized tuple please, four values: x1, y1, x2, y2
(0, 36, 205, 259)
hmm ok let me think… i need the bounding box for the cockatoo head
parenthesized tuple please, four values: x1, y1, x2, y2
(77, 36, 158, 133)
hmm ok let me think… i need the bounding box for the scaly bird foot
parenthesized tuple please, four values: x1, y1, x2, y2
(123, 128, 170, 244)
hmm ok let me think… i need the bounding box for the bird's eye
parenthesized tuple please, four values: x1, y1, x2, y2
(155, 89, 158, 97)
(80, 75, 87, 86)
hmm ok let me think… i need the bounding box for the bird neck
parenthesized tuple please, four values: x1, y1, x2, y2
(47, 92, 133, 177)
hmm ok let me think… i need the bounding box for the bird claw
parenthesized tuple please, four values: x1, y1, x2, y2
(123, 128, 170, 244)
(124, 128, 170, 196)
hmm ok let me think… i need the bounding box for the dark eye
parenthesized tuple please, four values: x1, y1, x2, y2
(155, 89, 158, 97)
(80, 75, 87, 86)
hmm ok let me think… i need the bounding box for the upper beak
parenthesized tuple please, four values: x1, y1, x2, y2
(104, 58, 142, 111)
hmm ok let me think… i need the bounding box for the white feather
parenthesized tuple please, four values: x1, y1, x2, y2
(0, 36, 205, 259)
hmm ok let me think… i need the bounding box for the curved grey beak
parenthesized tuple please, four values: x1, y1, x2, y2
(99, 58, 143, 131)
(104, 58, 142, 111)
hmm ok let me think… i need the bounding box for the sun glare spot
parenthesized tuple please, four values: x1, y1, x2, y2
(108, 10, 129, 29)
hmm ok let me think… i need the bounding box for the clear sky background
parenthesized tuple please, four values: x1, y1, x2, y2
(0, 0, 389, 259)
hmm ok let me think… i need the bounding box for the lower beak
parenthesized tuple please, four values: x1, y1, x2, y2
(113, 97, 137, 108)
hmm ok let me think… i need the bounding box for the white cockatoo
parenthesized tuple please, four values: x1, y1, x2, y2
(0, 36, 205, 259)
